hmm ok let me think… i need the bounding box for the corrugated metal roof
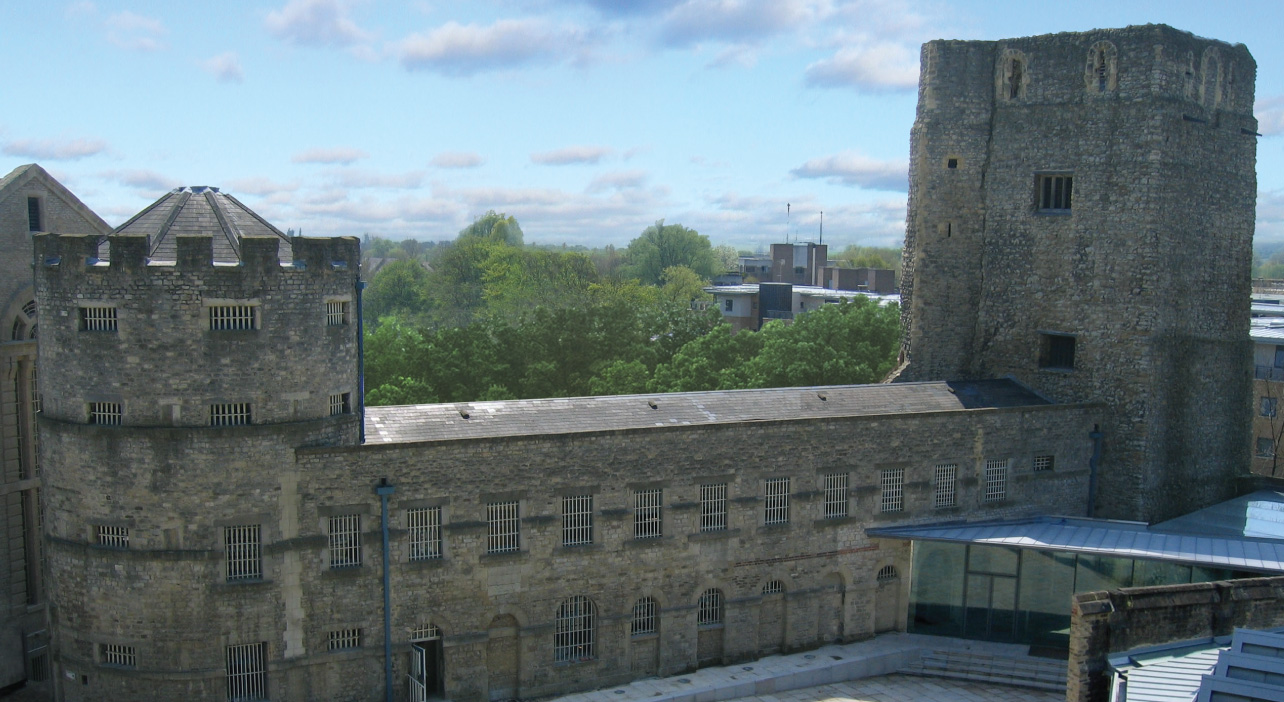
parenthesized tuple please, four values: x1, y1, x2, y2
(1118, 644, 1224, 702)
(867, 509, 1284, 574)
(364, 378, 1052, 445)
(1110, 629, 1284, 702)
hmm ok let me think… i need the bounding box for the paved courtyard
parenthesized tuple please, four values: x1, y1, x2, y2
(725, 674, 1063, 702)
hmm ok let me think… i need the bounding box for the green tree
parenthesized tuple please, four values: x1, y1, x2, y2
(363, 259, 433, 325)
(659, 265, 711, 305)
(459, 210, 524, 246)
(649, 324, 763, 392)
(743, 298, 900, 388)
(712, 244, 740, 273)
(623, 220, 715, 285)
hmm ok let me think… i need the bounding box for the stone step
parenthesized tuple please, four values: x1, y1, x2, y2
(899, 649, 1067, 692)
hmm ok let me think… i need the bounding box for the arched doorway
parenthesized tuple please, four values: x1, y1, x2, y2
(758, 580, 786, 654)
(874, 565, 901, 633)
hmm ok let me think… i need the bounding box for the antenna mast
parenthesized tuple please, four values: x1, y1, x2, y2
(819, 211, 823, 244)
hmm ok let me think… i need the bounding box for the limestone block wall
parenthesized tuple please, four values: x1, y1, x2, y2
(899, 25, 1257, 523)
(1067, 576, 1284, 702)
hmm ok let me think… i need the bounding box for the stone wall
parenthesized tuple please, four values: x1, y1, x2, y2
(899, 25, 1257, 523)
(1067, 576, 1284, 702)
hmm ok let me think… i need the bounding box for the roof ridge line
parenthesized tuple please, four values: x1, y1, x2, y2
(223, 193, 288, 239)
(203, 190, 241, 259)
(151, 191, 191, 256)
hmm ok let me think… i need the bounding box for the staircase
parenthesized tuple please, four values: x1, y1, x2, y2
(899, 647, 1068, 692)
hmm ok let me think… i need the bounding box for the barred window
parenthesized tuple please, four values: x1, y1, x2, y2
(1033, 454, 1055, 472)
(697, 588, 724, 627)
(407, 507, 442, 561)
(699, 483, 727, 532)
(79, 306, 118, 332)
(225, 525, 262, 581)
(984, 459, 1009, 503)
(634, 488, 662, 539)
(210, 403, 251, 426)
(762, 580, 783, 595)
(554, 596, 596, 662)
(877, 565, 899, 583)
(764, 478, 790, 525)
(880, 468, 904, 513)
(101, 643, 136, 667)
(631, 597, 657, 636)
(209, 304, 258, 331)
(97, 525, 129, 549)
(89, 402, 122, 425)
(823, 473, 849, 519)
(934, 463, 958, 509)
(1039, 332, 1076, 370)
(561, 495, 593, 546)
(487, 501, 520, 553)
(328, 515, 362, 568)
(226, 642, 267, 702)
(326, 300, 349, 327)
(328, 628, 361, 651)
(1037, 174, 1073, 212)
(329, 393, 350, 416)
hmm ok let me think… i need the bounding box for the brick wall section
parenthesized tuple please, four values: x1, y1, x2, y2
(1067, 576, 1284, 702)
(898, 25, 1257, 523)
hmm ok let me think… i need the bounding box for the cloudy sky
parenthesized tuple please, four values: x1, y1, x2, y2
(3, 0, 1284, 250)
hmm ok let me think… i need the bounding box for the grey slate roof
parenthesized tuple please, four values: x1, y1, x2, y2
(363, 378, 1051, 445)
(0, 163, 113, 235)
(113, 186, 291, 263)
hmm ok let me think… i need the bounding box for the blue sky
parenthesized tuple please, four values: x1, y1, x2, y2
(3, 0, 1283, 250)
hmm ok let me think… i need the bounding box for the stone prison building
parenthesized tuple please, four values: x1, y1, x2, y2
(0, 23, 1262, 702)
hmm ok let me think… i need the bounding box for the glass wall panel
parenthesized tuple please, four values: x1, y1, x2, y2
(1133, 559, 1192, 587)
(1192, 566, 1234, 583)
(1074, 555, 1134, 593)
(1018, 549, 1075, 648)
(968, 544, 1020, 575)
(909, 541, 965, 636)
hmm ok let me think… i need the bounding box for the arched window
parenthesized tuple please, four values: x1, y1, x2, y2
(631, 597, 657, 636)
(555, 596, 595, 662)
(1086, 41, 1117, 94)
(697, 588, 724, 627)
(1008, 59, 1023, 99)
(10, 300, 36, 341)
(877, 565, 899, 583)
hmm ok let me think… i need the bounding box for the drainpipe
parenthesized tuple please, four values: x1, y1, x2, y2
(357, 280, 367, 444)
(1087, 424, 1103, 518)
(375, 478, 396, 702)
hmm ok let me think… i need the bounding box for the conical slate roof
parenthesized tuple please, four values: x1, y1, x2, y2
(113, 186, 291, 263)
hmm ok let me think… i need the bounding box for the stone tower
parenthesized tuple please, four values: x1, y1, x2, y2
(898, 25, 1257, 522)
(33, 187, 360, 700)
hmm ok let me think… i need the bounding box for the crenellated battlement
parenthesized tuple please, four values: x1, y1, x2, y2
(33, 232, 360, 278)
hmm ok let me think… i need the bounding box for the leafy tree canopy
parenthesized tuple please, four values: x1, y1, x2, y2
(459, 210, 524, 246)
(623, 220, 715, 285)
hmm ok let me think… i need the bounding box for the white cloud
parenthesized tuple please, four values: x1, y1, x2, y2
(265, 0, 373, 47)
(1258, 95, 1284, 137)
(105, 10, 167, 52)
(531, 145, 612, 165)
(393, 19, 588, 75)
(702, 191, 906, 248)
(4, 137, 108, 160)
(328, 169, 426, 189)
(587, 170, 648, 192)
(225, 177, 299, 196)
(102, 169, 183, 192)
(431, 151, 484, 168)
(291, 147, 368, 165)
(804, 42, 919, 91)
(790, 151, 907, 191)
(201, 52, 245, 83)
(658, 0, 824, 48)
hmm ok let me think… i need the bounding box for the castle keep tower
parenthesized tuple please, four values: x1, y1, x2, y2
(898, 25, 1257, 522)
(34, 187, 360, 700)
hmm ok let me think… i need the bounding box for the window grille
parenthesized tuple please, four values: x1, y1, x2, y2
(880, 468, 904, 513)
(328, 628, 361, 651)
(209, 305, 257, 331)
(28, 650, 49, 683)
(697, 588, 724, 627)
(1264, 397, 1279, 418)
(487, 501, 520, 553)
(554, 596, 596, 662)
(30, 367, 40, 414)
(762, 580, 783, 595)
(27, 197, 42, 231)
(699, 483, 727, 532)
(634, 488, 662, 539)
(934, 464, 958, 508)
(1259, 437, 1277, 458)
(210, 403, 251, 426)
(411, 624, 441, 641)
(101, 644, 136, 667)
(877, 565, 899, 583)
(1039, 333, 1076, 369)
(226, 642, 267, 701)
(561, 495, 593, 546)
(631, 597, 657, 636)
(764, 478, 790, 524)
(329, 393, 350, 416)
(326, 301, 348, 326)
(89, 402, 122, 425)
(97, 525, 129, 549)
(80, 306, 118, 332)
(1037, 174, 1073, 211)
(984, 459, 1009, 503)
(1033, 454, 1055, 472)
(225, 525, 262, 581)
(328, 515, 362, 568)
(407, 507, 442, 561)
(823, 473, 848, 519)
